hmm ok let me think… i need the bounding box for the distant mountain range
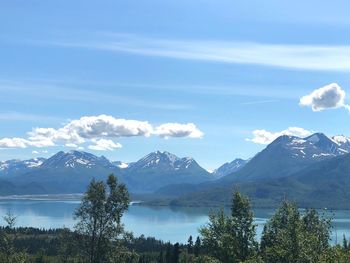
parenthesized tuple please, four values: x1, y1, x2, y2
(152, 133, 350, 208)
(0, 150, 218, 195)
(2, 132, 350, 208)
(0, 158, 45, 176)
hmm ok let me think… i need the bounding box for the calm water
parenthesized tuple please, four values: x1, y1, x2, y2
(0, 199, 349, 244)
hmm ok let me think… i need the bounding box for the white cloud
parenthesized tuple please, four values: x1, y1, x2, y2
(247, 127, 312, 144)
(0, 115, 203, 150)
(27, 115, 154, 148)
(154, 123, 204, 139)
(0, 138, 30, 148)
(0, 137, 55, 149)
(65, 143, 79, 148)
(27, 137, 56, 148)
(300, 83, 350, 111)
(64, 115, 153, 138)
(51, 34, 350, 71)
(28, 127, 84, 146)
(88, 139, 122, 151)
(32, 150, 39, 154)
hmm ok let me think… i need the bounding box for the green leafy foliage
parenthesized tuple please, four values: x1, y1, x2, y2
(74, 174, 130, 263)
(199, 191, 257, 263)
(260, 201, 331, 263)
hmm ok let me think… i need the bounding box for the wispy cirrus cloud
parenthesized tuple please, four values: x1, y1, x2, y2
(42, 33, 350, 71)
(0, 79, 192, 111)
(0, 78, 300, 100)
(240, 99, 278, 105)
(0, 111, 61, 122)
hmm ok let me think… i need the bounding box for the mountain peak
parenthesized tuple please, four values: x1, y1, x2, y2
(332, 135, 350, 144)
(132, 151, 180, 169)
(213, 158, 248, 178)
(331, 135, 350, 153)
(129, 151, 200, 171)
(41, 150, 114, 169)
(154, 150, 178, 159)
(305, 133, 329, 143)
(270, 134, 297, 145)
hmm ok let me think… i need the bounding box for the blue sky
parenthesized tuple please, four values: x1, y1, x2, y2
(1, 0, 350, 169)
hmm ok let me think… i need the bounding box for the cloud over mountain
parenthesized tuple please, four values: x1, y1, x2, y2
(88, 139, 122, 151)
(247, 127, 312, 144)
(0, 115, 204, 151)
(300, 83, 350, 111)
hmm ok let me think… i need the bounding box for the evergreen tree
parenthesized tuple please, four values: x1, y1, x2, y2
(74, 174, 130, 263)
(230, 191, 257, 261)
(187, 235, 193, 254)
(165, 243, 172, 263)
(194, 236, 201, 257)
(343, 235, 348, 250)
(172, 243, 180, 263)
(158, 248, 164, 263)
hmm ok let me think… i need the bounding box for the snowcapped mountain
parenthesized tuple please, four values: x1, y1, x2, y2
(122, 151, 214, 192)
(0, 150, 213, 194)
(41, 150, 116, 169)
(220, 132, 350, 183)
(0, 158, 46, 176)
(331, 135, 350, 152)
(5, 151, 124, 194)
(213, 158, 248, 178)
(128, 151, 198, 171)
(272, 133, 350, 161)
(164, 133, 350, 207)
(2, 133, 349, 197)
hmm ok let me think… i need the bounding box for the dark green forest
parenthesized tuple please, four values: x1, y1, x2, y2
(2, 174, 350, 263)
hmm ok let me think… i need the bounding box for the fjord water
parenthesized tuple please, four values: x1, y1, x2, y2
(0, 199, 349, 244)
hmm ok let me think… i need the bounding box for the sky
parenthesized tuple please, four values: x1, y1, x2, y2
(1, 0, 350, 169)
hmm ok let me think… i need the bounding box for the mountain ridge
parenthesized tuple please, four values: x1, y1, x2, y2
(2, 132, 350, 209)
(0, 149, 215, 195)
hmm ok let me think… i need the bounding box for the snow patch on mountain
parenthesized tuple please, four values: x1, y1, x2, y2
(213, 158, 248, 178)
(128, 151, 199, 172)
(25, 158, 44, 168)
(41, 150, 116, 169)
(0, 158, 46, 175)
(271, 133, 350, 161)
